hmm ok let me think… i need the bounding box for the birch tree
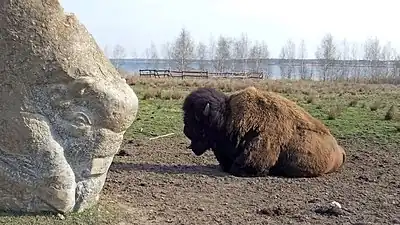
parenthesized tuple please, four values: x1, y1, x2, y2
(380, 41, 396, 78)
(196, 42, 207, 70)
(363, 37, 381, 81)
(149, 42, 159, 69)
(232, 33, 250, 72)
(112, 44, 127, 70)
(248, 41, 269, 77)
(172, 27, 195, 71)
(162, 41, 174, 69)
(103, 45, 111, 58)
(214, 35, 232, 73)
(338, 39, 350, 81)
(279, 39, 296, 79)
(315, 33, 337, 81)
(298, 39, 308, 79)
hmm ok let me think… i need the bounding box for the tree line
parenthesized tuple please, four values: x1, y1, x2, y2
(105, 28, 400, 83)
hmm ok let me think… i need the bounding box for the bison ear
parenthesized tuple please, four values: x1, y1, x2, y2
(203, 103, 210, 117)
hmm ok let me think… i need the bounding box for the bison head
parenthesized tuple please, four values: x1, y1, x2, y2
(182, 87, 229, 156)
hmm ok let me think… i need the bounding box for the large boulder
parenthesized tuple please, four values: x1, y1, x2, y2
(0, 0, 139, 214)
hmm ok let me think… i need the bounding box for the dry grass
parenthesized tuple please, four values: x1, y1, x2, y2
(326, 104, 345, 120)
(125, 76, 400, 141)
(385, 105, 398, 120)
(370, 101, 383, 111)
(348, 98, 359, 107)
(125, 76, 399, 97)
(305, 93, 317, 104)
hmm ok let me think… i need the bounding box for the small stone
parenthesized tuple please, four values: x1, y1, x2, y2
(314, 203, 347, 217)
(56, 213, 65, 220)
(329, 201, 342, 209)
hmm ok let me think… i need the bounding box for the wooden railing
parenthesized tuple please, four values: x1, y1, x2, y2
(139, 69, 171, 77)
(138, 69, 264, 79)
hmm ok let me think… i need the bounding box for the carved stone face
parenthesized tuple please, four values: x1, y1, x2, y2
(48, 77, 138, 211)
(0, 0, 139, 214)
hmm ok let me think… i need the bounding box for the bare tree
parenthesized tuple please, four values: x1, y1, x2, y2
(259, 41, 270, 78)
(196, 42, 207, 70)
(315, 33, 338, 81)
(279, 39, 296, 79)
(208, 35, 216, 60)
(232, 33, 250, 72)
(162, 41, 174, 69)
(131, 48, 137, 59)
(380, 41, 398, 79)
(172, 27, 195, 71)
(112, 44, 127, 70)
(363, 37, 381, 81)
(113, 44, 127, 58)
(129, 48, 138, 75)
(208, 35, 217, 71)
(350, 42, 361, 82)
(103, 45, 111, 58)
(149, 42, 159, 69)
(338, 39, 350, 81)
(279, 47, 287, 79)
(214, 35, 232, 73)
(248, 40, 269, 77)
(298, 39, 308, 80)
(393, 53, 400, 83)
(143, 47, 151, 69)
(286, 39, 296, 79)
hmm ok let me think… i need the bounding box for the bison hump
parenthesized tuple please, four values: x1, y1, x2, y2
(226, 87, 330, 139)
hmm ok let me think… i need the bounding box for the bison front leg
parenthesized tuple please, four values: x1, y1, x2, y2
(228, 152, 258, 177)
(229, 136, 280, 177)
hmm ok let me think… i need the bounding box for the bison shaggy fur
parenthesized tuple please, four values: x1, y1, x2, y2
(182, 86, 346, 178)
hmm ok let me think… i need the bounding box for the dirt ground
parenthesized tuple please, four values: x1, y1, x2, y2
(102, 136, 400, 225)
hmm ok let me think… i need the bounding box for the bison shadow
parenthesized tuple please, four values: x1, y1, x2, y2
(109, 162, 228, 177)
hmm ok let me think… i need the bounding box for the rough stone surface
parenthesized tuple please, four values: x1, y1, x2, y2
(0, 0, 139, 214)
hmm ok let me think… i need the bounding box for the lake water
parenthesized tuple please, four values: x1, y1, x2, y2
(111, 58, 398, 80)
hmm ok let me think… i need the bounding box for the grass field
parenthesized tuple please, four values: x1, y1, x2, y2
(1, 77, 400, 225)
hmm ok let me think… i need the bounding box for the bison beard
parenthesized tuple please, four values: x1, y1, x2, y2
(182, 86, 346, 178)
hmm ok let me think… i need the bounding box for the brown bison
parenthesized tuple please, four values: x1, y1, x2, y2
(182, 86, 346, 178)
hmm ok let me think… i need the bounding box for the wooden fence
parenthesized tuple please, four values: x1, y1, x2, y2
(138, 69, 171, 78)
(138, 69, 264, 79)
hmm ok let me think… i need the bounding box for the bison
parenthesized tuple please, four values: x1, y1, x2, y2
(182, 86, 346, 178)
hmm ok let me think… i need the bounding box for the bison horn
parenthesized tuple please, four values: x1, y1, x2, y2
(203, 103, 210, 116)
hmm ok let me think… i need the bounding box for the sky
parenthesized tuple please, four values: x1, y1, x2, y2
(59, 0, 400, 59)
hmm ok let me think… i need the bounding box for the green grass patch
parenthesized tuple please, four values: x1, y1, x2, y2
(123, 98, 184, 140)
(125, 89, 400, 145)
(0, 202, 126, 225)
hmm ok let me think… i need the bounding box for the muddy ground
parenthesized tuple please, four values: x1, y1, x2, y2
(103, 136, 400, 225)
